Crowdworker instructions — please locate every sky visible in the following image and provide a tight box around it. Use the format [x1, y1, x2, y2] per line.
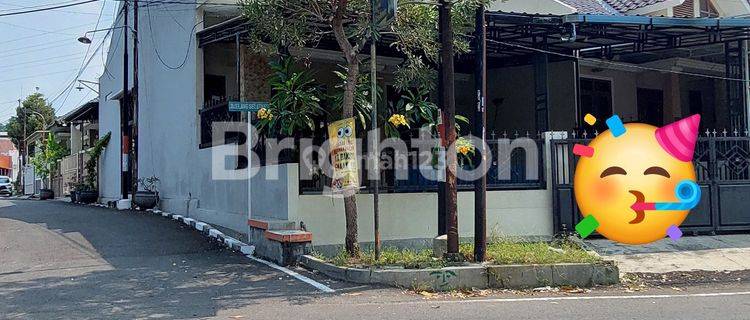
[0, 0, 119, 124]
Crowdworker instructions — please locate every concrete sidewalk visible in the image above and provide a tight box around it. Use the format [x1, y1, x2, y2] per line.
[585, 235, 750, 273]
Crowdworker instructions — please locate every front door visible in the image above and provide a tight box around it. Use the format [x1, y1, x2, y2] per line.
[580, 78, 612, 133]
[637, 88, 664, 127]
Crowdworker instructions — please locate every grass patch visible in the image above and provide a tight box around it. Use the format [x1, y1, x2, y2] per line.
[314, 247, 444, 269]
[459, 240, 600, 265]
[313, 240, 599, 269]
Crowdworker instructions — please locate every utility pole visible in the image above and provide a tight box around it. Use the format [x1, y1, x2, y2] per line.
[20, 99, 25, 195]
[121, 0, 130, 200]
[473, 5, 487, 262]
[438, 0, 459, 259]
[370, 0, 381, 260]
[131, 0, 139, 207]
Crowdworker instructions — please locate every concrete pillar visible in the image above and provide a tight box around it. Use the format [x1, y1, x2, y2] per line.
[70, 124, 83, 153]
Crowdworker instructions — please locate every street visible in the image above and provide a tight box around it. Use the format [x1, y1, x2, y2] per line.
[2, 199, 750, 319]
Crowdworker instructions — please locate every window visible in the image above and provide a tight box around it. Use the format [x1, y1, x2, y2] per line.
[199, 98, 242, 149]
[199, 74, 242, 149]
[699, 0, 719, 18]
[579, 78, 613, 132]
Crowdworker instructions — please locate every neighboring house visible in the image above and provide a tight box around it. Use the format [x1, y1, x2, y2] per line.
[55, 99, 99, 196]
[98, 0, 750, 249]
[0, 133, 19, 180]
[23, 121, 71, 196]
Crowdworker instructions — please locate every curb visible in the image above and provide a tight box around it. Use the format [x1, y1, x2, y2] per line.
[141, 208, 255, 257]
[300, 255, 619, 291]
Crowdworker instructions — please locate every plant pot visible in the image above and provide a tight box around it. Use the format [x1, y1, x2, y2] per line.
[78, 190, 98, 204]
[134, 191, 158, 209]
[70, 191, 78, 203]
[39, 189, 54, 200]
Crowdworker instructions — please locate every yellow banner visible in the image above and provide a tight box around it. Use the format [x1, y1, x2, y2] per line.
[328, 117, 359, 194]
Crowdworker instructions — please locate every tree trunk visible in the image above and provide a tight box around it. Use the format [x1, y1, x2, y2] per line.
[341, 62, 361, 256]
[332, 0, 361, 257]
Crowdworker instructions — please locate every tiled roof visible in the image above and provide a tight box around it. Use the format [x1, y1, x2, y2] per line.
[559, 0, 673, 15]
[559, 0, 621, 15]
[0, 139, 16, 154]
[605, 0, 669, 12]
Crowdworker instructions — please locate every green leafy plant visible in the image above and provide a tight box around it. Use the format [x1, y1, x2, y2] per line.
[255, 57, 325, 137]
[30, 132, 68, 182]
[82, 132, 111, 191]
[329, 68, 381, 129]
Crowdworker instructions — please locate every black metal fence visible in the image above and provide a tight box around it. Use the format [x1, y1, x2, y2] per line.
[298, 136, 547, 194]
[550, 129, 750, 235]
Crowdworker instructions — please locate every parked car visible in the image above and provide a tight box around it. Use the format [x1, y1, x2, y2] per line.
[0, 176, 12, 196]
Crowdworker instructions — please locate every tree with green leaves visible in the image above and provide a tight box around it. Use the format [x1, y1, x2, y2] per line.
[30, 132, 68, 188]
[239, 0, 485, 256]
[6, 93, 56, 150]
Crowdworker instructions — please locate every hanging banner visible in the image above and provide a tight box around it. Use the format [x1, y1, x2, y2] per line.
[328, 117, 359, 194]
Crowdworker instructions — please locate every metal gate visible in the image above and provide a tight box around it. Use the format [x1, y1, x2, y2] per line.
[551, 131, 750, 235]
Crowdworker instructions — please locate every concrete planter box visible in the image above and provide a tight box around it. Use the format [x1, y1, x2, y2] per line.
[301, 255, 619, 291]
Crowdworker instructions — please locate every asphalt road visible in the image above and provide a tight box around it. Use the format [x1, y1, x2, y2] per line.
[2, 199, 750, 319]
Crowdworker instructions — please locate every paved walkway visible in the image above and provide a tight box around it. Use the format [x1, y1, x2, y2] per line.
[586, 235, 750, 273]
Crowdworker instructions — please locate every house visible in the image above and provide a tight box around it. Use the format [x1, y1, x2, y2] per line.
[98, 0, 750, 250]
[0, 133, 19, 180]
[54, 99, 99, 197]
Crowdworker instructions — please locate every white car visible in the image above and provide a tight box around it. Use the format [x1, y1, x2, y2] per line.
[0, 176, 12, 196]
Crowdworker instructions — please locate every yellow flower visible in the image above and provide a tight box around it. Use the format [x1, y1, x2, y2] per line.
[458, 146, 470, 155]
[257, 108, 273, 120]
[389, 114, 408, 127]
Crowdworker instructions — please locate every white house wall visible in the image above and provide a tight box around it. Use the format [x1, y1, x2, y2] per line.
[98, 1, 132, 203]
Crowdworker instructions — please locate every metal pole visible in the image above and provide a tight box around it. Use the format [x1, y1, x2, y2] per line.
[370, 0, 381, 260]
[131, 0, 139, 206]
[472, 5, 487, 262]
[121, 0, 130, 200]
[20, 99, 25, 195]
[438, 0, 459, 258]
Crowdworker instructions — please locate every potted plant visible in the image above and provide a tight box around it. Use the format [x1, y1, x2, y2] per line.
[68, 182, 81, 203]
[78, 133, 111, 204]
[30, 132, 68, 200]
[134, 176, 159, 209]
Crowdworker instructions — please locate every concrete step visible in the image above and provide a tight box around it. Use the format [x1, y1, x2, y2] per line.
[247, 217, 298, 231]
[264, 229, 313, 243]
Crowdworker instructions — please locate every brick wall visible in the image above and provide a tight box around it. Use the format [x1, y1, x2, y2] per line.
[239, 47, 272, 102]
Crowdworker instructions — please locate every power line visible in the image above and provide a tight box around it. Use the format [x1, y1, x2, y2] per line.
[0, 0, 100, 17]
[0, 21, 111, 45]
[0, 54, 86, 70]
[0, 39, 75, 54]
[0, 53, 87, 68]
[145, 4, 202, 70]
[0, 42, 75, 58]
[0, 68, 102, 84]
[56, 0, 108, 112]
[0, 21, 77, 36]
[0, 0, 112, 15]
[48, 3, 121, 107]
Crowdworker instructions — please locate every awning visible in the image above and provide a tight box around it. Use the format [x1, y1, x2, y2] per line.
[486, 12, 750, 60]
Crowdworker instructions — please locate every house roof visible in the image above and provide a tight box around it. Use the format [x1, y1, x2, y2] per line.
[62, 98, 98, 123]
[558, 0, 676, 15]
[0, 139, 16, 154]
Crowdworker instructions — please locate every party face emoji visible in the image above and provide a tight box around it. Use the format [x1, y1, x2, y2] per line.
[573, 114, 701, 245]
